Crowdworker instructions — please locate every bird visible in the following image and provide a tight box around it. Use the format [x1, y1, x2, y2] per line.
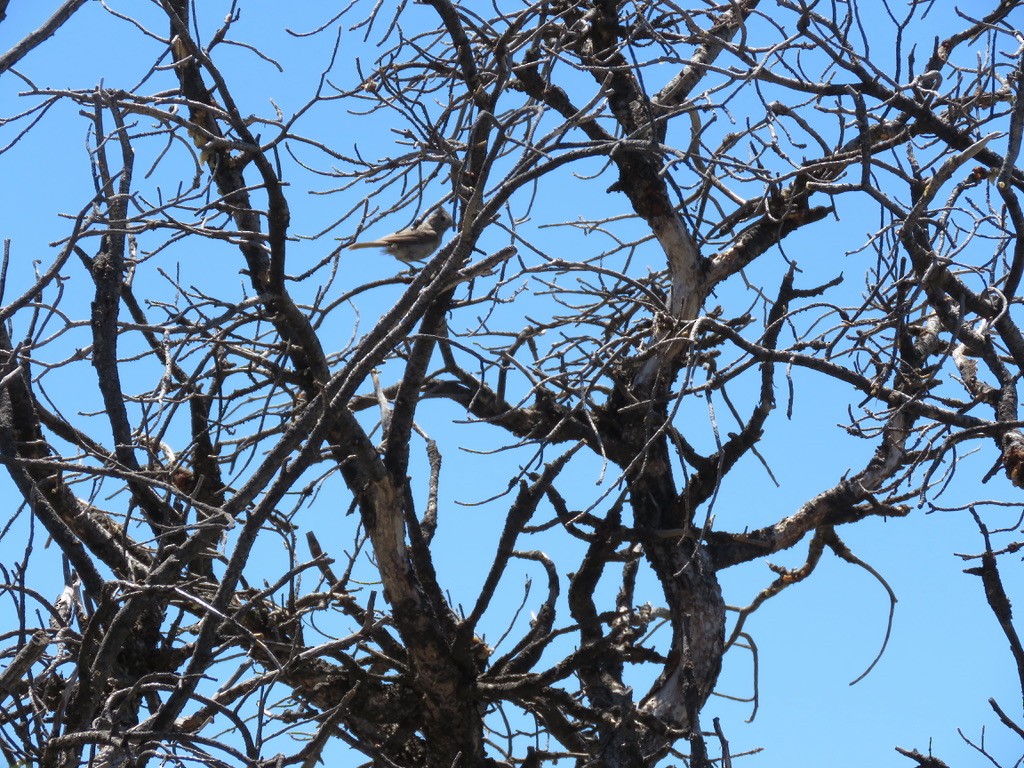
[348, 208, 454, 264]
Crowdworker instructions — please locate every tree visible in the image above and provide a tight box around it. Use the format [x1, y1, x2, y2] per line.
[1, 0, 1023, 766]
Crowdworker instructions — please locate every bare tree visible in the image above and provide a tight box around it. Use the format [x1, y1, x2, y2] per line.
[1, 1, 1023, 766]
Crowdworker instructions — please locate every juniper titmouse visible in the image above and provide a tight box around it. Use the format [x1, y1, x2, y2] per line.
[348, 208, 454, 264]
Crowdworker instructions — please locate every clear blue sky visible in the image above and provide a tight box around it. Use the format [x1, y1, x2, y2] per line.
[1, 3, 1021, 767]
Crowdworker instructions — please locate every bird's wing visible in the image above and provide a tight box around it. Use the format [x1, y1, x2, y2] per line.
[348, 224, 434, 250]
[348, 229, 415, 249]
[377, 227, 430, 244]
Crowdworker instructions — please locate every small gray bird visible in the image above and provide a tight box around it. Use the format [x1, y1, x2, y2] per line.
[348, 208, 454, 264]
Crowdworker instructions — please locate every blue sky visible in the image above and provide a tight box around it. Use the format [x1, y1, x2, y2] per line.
[1, 2, 1022, 767]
